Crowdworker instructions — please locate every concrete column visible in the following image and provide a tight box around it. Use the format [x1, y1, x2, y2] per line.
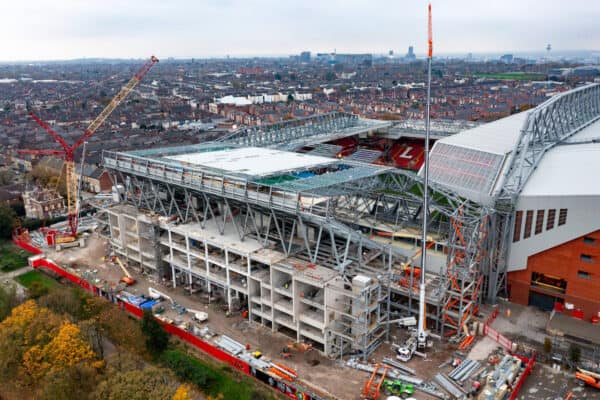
[225, 249, 231, 311]
[185, 233, 192, 294]
[168, 229, 176, 288]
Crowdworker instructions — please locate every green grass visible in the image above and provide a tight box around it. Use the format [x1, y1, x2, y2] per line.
[15, 270, 57, 290]
[0, 240, 30, 272]
[472, 72, 546, 81]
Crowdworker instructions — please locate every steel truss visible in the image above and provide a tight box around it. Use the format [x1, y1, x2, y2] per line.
[104, 148, 497, 344]
[497, 83, 600, 208]
[217, 111, 391, 151]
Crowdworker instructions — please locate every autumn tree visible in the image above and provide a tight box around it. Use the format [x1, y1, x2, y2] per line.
[92, 366, 178, 400]
[22, 322, 100, 379]
[0, 301, 62, 381]
[37, 362, 100, 400]
[96, 306, 148, 357]
[172, 384, 194, 400]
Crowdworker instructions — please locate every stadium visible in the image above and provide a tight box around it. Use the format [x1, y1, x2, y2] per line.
[97, 83, 600, 359]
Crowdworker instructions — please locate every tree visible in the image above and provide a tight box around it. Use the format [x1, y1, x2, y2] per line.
[10, 201, 25, 217]
[0, 284, 18, 321]
[274, 73, 282, 81]
[38, 362, 100, 400]
[159, 350, 213, 389]
[0, 203, 17, 239]
[0, 301, 62, 382]
[22, 322, 99, 379]
[286, 94, 294, 104]
[96, 307, 147, 357]
[28, 281, 50, 299]
[172, 384, 193, 400]
[0, 169, 15, 186]
[140, 309, 169, 355]
[569, 343, 581, 364]
[543, 337, 552, 354]
[92, 366, 177, 400]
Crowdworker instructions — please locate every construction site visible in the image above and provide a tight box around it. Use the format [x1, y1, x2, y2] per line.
[11, 8, 600, 398]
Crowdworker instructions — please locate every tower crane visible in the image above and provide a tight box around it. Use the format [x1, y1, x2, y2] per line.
[19, 56, 159, 242]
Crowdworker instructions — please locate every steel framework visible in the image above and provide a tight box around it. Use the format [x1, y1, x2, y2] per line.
[218, 112, 391, 151]
[102, 142, 495, 354]
[497, 83, 600, 209]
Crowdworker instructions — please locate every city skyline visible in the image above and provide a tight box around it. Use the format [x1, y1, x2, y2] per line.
[1, 0, 599, 62]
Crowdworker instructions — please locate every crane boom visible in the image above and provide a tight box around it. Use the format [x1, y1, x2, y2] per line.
[115, 256, 132, 278]
[28, 111, 71, 152]
[418, 2, 433, 350]
[20, 55, 159, 239]
[73, 56, 159, 149]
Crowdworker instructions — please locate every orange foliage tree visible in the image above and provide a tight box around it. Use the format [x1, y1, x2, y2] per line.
[22, 322, 100, 378]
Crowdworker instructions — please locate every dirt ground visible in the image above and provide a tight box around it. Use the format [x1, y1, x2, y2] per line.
[41, 235, 600, 400]
[46, 235, 457, 399]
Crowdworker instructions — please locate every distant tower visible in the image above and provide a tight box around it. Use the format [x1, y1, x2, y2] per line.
[546, 44, 552, 58]
[389, 49, 394, 58]
[406, 46, 416, 61]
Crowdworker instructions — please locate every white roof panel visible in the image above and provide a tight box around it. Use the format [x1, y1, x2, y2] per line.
[165, 147, 335, 177]
[435, 111, 528, 155]
[564, 117, 600, 142]
[521, 141, 600, 197]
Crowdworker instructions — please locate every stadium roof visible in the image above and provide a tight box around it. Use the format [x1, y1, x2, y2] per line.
[424, 112, 528, 205]
[425, 84, 600, 206]
[435, 113, 526, 155]
[521, 125, 600, 197]
[165, 147, 335, 177]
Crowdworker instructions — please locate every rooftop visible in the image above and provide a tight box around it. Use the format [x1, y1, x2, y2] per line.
[521, 121, 600, 197]
[165, 147, 335, 178]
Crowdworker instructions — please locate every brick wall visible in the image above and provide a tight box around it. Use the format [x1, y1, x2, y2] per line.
[508, 230, 600, 320]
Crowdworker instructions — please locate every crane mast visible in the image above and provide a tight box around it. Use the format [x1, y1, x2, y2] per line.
[19, 56, 159, 239]
[417, 3, 433, 350]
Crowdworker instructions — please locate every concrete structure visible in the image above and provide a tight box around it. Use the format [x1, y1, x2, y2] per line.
[99, 114, 483, 358]
[99, 85, 600, 356]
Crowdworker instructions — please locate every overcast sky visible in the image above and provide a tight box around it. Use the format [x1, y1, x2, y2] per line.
[1, 0, 598, 61]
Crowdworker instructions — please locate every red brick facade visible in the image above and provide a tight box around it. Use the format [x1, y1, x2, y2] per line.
[508, 230, 600, 320]
[98, 170, 112, 192]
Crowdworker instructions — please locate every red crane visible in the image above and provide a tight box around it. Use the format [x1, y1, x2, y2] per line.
[19, 56, 159, 240]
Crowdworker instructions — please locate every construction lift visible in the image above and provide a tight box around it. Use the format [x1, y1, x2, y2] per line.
[416, 1, 434, 352]
[112, 256, 136, 286]
[392, 6, 435, 361]
[19, 56, 159, 248]
[575, 365, 600, 390]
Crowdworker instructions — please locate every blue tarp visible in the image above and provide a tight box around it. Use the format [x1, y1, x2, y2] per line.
[127, 296, 148, 306]
[140, 299, 160, 309]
